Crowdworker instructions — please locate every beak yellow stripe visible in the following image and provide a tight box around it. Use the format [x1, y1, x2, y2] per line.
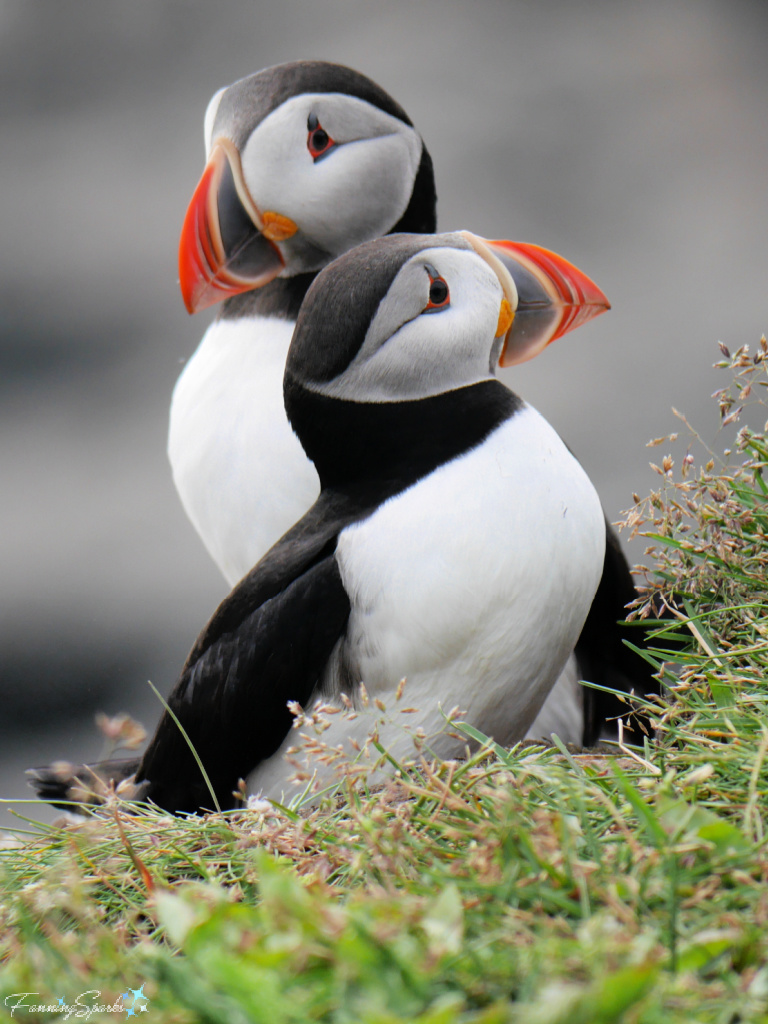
[496, 297, 514, 338]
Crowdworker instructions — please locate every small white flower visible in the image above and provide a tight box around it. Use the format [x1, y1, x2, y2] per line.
[246, 794, 273, 814]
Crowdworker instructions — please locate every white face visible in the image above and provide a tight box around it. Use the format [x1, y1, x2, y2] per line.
[317, 244, 507, 403]
[223, 93, 423, 274]
[203, 87, 227, 156]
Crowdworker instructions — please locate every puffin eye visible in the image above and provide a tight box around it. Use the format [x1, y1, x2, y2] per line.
[307, 113, 336, 161]
[423, 264, 450, 312]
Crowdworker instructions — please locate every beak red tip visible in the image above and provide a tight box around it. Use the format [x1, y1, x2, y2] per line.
[179, 161, 223, 314]
[177, 144, 285, 315]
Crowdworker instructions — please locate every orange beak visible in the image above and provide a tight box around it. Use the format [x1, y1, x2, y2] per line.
[462, 233, 610, 366]
[179, 139, 286, 314]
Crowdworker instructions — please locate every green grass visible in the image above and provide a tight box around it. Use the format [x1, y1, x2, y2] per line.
[2, 341, 768, 1022]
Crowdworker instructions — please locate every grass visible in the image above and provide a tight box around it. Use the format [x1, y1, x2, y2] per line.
[2, 341, 768, 1022]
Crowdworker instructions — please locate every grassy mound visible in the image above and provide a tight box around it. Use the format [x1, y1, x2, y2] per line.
[2, 343, 768, 1023]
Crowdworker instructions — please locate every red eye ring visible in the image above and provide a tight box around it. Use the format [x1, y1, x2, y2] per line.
[307, 113, 336, 161]
[423, 265, 450, 311]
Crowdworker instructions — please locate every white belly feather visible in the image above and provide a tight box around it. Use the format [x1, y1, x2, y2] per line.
[168, 317, 320, 585]
[526, 653, 584, 744]
[249, 405, 605, 801]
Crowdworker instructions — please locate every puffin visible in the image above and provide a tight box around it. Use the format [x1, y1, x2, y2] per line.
[32, 232, 608, 815]
[171, 60, 436, 582]
[170, 60, 659, 747]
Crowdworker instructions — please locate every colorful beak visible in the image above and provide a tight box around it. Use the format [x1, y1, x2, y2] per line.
[461, 233, 610, 366]
[179, 139, 286, 314]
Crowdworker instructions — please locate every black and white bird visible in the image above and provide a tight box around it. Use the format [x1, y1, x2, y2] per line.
[172, 60, 436, 582]
[33, 231, 609, 815]
[170, 60, 658, 748]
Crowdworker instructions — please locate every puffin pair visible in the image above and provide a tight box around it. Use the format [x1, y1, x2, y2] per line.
[35, 230, 607, 814]
[31, 62, 656, 816]
[170, 60, 653, 746]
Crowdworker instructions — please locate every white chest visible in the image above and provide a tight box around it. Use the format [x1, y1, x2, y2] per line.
[333, 405, 605, 744]
[168, 317, 320, 585]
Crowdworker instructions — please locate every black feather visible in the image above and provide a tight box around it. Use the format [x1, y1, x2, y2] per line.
[577, 521, 662, 744]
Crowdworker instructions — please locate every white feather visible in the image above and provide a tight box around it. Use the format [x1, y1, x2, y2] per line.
[525, 654, 584, 745]
[168, 316, 319, 585]
[203, 86, 226, 157]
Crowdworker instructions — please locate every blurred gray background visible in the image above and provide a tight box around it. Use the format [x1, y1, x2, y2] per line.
[1, 0, 766, 830]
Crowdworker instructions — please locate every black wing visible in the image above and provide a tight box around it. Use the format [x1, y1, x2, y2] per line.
[576, 519, 662, 745]
[135, 547, 350, 814]
[30, 495, 357, 817]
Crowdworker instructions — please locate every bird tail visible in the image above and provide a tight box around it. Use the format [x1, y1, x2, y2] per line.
[27, 757, 142, 813]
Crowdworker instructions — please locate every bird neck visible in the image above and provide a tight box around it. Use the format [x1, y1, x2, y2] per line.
[220, 272, 316, 322]
[284, 376, 522, 502]
[390, 144, 437, 234]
